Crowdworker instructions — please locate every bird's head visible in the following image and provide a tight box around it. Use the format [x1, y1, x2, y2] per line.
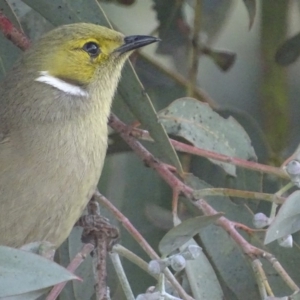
[25, 23, 159, 97]
[2, 23, 159, 122]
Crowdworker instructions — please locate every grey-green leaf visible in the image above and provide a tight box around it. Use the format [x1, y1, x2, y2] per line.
[242, 0, 256, 29]
[184, 240, 224, 300]
[264, 190, 300, 244]
[159, 214, 222, 256]
[275, 32, 300, 66]
[159, 97, 256, 176]
[0, 246, 77, 297]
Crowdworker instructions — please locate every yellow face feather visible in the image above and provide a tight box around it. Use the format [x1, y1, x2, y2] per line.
[25, 23, 126, 86]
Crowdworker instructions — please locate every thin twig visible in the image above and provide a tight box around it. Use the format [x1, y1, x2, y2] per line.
[252, 259, 270, 298]
[94, 191, 194, 300]
[108, 114, 265, 260]
[130, 127, 288, 179]
[264, 253, 300, 292]
[112, 244, 156, 278]
[46, 243, 95, 300]
[193, 188, 285, 204]
[0, 11, 31, 50]
[139, 52, 217, 108]
[87, 197, 109, 300]
[187, 0, 202, 97]
[110, 251, 135, 300]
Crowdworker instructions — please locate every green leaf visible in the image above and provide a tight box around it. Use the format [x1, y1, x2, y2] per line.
[184, 240, 224, 300]
[159, 97, 256, 176]
[0, 0, 23, 79]
[242, 0, 256, 29]
[0, 246, 78, 297]
[185, 174, 261, 299]
[264, 190, 300, 244]
[0, 0, 22, 28]
[0, 288, 49, 300]
[202, 46, 236, 72]
[158, 214, 222, 256]
[275, 32, 300, 66]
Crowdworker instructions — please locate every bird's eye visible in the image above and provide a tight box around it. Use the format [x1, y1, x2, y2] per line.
[83, 42, 101, 57]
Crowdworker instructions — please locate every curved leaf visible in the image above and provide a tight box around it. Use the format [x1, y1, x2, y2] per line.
[159, 214, 222, 256]
[265, 190, 300, 244]
[159, 97, 256, 176]
[242, 0, 256, 29]
[0, 246, 77, 297]
[275, 32, 300, 66]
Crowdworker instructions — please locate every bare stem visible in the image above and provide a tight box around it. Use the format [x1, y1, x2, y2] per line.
[0, 11, 31, 50]
[46, 243, 95, 300]
[187, 0, 202, 97]
[193, 188, 285, 204]
[130, 127, 288, 179]
[94, 191, 194, 300]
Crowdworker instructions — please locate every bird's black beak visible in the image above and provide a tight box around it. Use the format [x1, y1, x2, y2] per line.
[114, 35, 160, 54]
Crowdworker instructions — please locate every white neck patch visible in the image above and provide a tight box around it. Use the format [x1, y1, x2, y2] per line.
[35, 71, 89, 97]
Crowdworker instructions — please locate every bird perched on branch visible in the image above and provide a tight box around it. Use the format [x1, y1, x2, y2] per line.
[0, 23, 158, 248]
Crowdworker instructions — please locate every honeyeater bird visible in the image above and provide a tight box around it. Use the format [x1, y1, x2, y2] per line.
[0, 23, 158, 248]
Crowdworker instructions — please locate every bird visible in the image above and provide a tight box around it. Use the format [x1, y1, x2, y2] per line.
[0, 23, 159, 248]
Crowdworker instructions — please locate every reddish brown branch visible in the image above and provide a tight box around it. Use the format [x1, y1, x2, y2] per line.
[94, 191, 194, 300]
[108, 114, 264, 259]
[0, 11, 31, 51]
[46, 243, 95, 300]
[130, 127, 288, 179]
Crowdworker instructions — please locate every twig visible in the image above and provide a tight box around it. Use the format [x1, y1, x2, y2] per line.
[187, 0, 202, 97]
[94, 191, 194, 300]
[252, 259, 270, 298]
[110, 251, 135, 300]
[87, 197, 110, 300]
[112, 244, 156, 278]
[130, 127, 288, 179]
[139, 52, 217, 108]
[264, 253, 300, 292]
[193, 188, 285, 204]
[46, 243, 95, 300]
[108, 113, 265, 260]
[172, 188, 180, 218]
[0, 11, 31, 50]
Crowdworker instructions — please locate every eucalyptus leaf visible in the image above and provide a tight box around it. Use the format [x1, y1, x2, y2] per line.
[159, 98, 256, 176]
[1, 288, 49, 300]
[0, 0, 22, 28]
[0, 0, 23, 79]
[242, 0, 256, 29]
[0, 246, 77, 297]
[183, 240, 224, 300]
[202, 46, 236, 72]
[265, 191, 300, 244]
[275, 32, 300, 66]
[158, 214, 222, 256]
[185, 174, 261, 299]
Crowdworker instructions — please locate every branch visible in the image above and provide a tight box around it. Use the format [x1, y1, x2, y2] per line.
[46, 243, 95, 300]
[130, 127, 288, 179]
[94, 191, 194, 300]
[0, 11, 31, 51]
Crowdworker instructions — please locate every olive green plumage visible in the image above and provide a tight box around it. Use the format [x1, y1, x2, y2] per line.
[0, 23, 158, 248]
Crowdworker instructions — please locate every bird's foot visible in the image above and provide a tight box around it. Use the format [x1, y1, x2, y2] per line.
[76, 215, 119, 250]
